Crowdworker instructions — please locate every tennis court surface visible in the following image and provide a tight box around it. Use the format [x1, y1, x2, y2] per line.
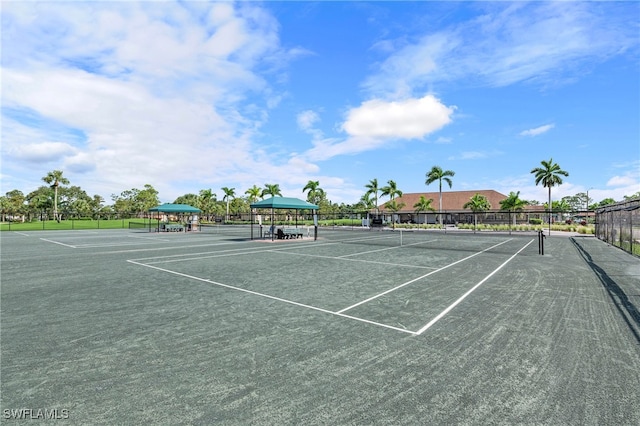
[1, 228, 639, 424]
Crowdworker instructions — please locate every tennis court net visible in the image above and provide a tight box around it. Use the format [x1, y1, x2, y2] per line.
[319, 227, 537, 255]
[198, 223, 253, 238]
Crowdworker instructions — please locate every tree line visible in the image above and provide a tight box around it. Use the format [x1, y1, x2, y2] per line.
[1, 159, 636, 222]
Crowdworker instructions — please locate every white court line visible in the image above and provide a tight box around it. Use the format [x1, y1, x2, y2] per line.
[272, 250, 437, 270]
[133, 241, 342, 264]
[337, 239, 438, 258]
[39, 238, 76, 248]
[97, 241, 248, 255]
[127, 260, 416, 335]
[13, 232, 31, 237]
[127, 234, 171, 242]
[336, 239, 513, 314]
[74, 241, 161, 248]
[414, 239, 535, 336]
[139, 243, 317, 264]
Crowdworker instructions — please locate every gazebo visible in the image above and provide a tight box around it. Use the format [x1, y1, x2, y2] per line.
[250, 197, 319, 240]
[148, 203, 201, 232]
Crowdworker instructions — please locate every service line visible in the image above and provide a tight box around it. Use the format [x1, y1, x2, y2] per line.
[414, 238, 534, 335]
[127, 259, 416, 335]
[336, 238, 513, 314]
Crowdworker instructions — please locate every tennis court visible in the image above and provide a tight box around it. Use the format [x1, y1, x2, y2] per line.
[1, 228, 639, 424]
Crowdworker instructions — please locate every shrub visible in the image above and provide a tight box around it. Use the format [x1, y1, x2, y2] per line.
[529, 218, 542, 225]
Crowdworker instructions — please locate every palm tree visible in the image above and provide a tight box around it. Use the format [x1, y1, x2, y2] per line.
[261, 183, 282, 230]
[531, 158, 569, 234]
[383, 199, 405, 229]
[198, 189, 216, 220]
[357, 192, 376, 226]
[262, 183, 282, 198]
[413, 195, 436, 228]
[244, 185, 263, 203]
[499, 191, 527, 233]
[42, 170, 69, 222]
[381, 180, 403, 201]
[425, 165, 455, 227]
[221, 187, 235, 222]
[303, 180, 323, 205]
[364, 178, 381, 218]
[463, 193, 491, 232]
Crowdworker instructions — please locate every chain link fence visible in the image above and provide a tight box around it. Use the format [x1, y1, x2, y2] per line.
[595, 198, 640, 257]
[3, 207, 603, 235]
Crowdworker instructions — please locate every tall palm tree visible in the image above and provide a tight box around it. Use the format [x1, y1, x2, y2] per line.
[425, 165, 455, 227]
[413, 195, 436, 228]
[261, 183, 282, 229]
[221, 187, 235, 222]
[364, 178, 381, 218]
[463, 193, 491, 232]
[381, 180, 403, 201]
[244, 185, 263, 203]
[303, 180, 322, 205]
[499, 191, 527, 233]
[531, 158, 569, 234]
[262, 183, 282, 198]
[42, 170, 69, 222]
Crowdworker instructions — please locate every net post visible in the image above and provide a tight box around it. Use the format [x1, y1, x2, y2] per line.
[537, 230, 545, 255]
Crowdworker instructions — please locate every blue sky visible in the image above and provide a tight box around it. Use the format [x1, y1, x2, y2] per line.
[2, 1, 639, 205]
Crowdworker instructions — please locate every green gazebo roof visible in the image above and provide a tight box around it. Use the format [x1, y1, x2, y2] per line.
[148, 203, 201, 213]
[250, 197, 318, 210]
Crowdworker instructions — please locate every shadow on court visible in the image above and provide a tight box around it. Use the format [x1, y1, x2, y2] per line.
[571, 236, 640, 343]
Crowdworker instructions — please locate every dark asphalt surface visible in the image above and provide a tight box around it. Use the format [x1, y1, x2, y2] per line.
[1, 230, 639, 425]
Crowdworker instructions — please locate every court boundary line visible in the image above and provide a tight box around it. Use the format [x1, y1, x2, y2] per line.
[414, 239, 535, 335]
[336, 238, 514, 314]
[39, 238, 76, 248]
[125, 237, 533, 336]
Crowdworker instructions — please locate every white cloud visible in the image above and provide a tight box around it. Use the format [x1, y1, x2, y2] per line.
[10, 142, 77, 163]
[607, 174, 638, 188]
[342, 95, 454, 139]
[302, 95, 454, 162]
[287, 155, 320, 174]
[297, 110, 320, 131]
[448, 151, 487, 161]
[520, 124, 555, 137]
[363, 2, 636, 95]
[0, 2, 313, 201]
[296, 110, 323, 140]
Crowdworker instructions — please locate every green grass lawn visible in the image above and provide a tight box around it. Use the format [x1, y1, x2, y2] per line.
[0, 219, 152, 231]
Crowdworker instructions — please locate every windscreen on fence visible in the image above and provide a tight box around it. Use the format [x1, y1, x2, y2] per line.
[596, 198, 640, 257]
